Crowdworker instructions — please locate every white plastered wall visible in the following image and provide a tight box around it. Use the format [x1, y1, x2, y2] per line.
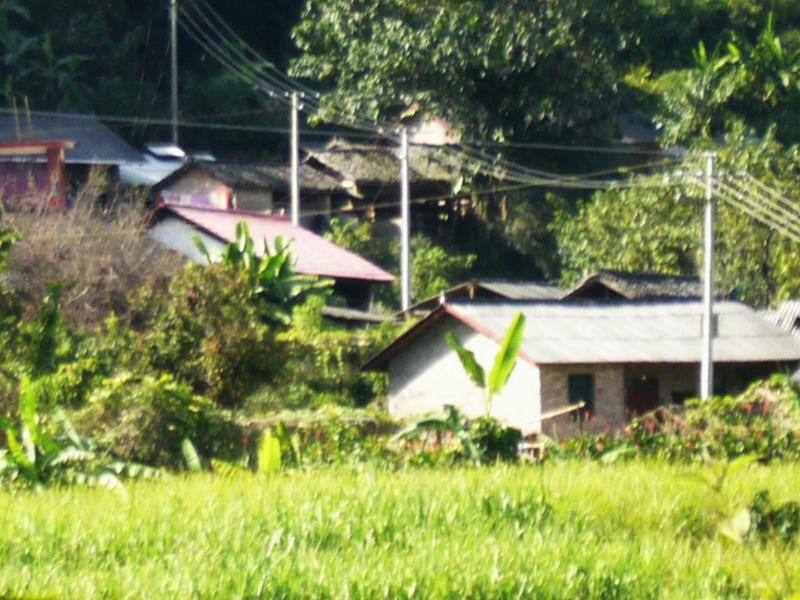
[387, 317, 541, 433]
[149, 216, 225, 264]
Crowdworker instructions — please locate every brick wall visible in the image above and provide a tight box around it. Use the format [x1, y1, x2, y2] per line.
[539, 364, 626, 438]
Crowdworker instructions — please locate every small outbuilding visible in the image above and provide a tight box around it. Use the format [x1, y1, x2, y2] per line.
[363, 301, 800, 436]
[152, 160, 349, 230]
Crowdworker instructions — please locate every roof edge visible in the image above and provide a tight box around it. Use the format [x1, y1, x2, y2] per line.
[362, 303, 537, 371]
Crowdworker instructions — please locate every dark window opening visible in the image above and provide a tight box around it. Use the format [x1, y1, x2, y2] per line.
[671, 391, 693, 406]
[568, 374, 595, 420]
[626, 375, 659, 417]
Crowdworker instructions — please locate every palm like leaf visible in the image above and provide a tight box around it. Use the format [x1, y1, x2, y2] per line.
[445, 332, 485, 389]
[488, 313, 526, 397]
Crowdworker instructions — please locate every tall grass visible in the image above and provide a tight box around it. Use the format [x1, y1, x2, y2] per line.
[0, 462, 798, 598]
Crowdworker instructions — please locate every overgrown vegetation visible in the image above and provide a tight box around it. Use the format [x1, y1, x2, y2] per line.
[1, 172, 182, 329]
[560, 374, 800, 462]
[0, 208, 404, 475]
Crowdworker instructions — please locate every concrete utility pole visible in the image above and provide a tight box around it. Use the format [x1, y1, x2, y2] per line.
[700, 152, 716, 400]
[290, 91, 300, 226]
[400, 127, 411, 311]
[170, 0, 179, 145]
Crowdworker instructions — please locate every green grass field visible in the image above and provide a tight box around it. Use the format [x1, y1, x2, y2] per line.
[1, 461, 799, 599]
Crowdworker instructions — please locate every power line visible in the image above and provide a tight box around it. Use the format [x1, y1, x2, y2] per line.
[0, 108, 382, 139]
[178, 2, 400, 138]
[186, 0, 321, 98]
[459, 138, 677, 157]
[722, 177, 800, 227]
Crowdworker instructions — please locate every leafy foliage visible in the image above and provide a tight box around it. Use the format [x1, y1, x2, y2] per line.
[292, 0, 644, 141]
[74, 372, 243, 469]
[0, 376, 158, 489]
[195, 223, 333, 326]
[125, 262, 279, 407]
[445, 312, 526, 415]
[243, 297, 396, 412]
[554, 131, 800, 305]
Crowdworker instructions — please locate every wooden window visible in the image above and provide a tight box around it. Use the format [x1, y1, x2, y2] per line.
[568, 373, 595, 418]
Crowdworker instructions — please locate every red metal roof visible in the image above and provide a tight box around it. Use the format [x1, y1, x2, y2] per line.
[163, 203, 394, 283]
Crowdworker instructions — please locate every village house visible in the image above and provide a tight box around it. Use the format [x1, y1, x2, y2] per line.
[303, 137, 459, 209]
[404, 270, 709, 316]
[363, 301, 800, 437]
[0, 113, 144, 205]
[149, 203, 394, 309]
[151, 160, 352, 231]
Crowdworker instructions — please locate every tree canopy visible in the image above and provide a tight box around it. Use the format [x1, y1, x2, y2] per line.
[4, 0, 800, 304]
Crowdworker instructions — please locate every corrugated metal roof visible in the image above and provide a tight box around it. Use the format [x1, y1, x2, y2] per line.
[478, 280, 564, 300]
[449, 301, 800, 364]
[0, 114, 143, 165]
[162, 204, 394, 283]
[760, 300, 800, 339]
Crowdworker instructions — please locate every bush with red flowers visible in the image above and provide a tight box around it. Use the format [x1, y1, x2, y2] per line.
[557, 374, 800, 462]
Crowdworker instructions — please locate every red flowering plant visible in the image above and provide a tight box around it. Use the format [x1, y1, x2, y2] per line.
[556, 375, 800, 462]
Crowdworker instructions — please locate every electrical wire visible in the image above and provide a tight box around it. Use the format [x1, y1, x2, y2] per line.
[459, 138, 677, 157]
[742, 174, 800, 219]
[187, 0, 321, 98]
[721, 177, 800, 227]
[687, 175, 800, 244]
[0, 108, 384, 139]
[179, 0, 694, 186]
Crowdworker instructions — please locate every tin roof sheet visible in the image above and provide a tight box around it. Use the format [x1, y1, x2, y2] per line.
[163, 204, 394, 283]
[449, 301, 800, 364]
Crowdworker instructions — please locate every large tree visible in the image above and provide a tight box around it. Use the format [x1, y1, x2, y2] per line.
[555, 14, 800, 306]
[290, 0, 647, 142]
[554, 128, 800, 307]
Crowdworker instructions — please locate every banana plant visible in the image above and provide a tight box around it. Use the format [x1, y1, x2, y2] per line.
[0, 376, 158, 490]
[445, 312, 526, 416]
[392, 404, 483, 465]
[194, 222, 333, 325]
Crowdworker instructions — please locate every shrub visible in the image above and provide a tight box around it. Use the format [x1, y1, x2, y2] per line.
[1, 183, 182, 330]
[244, 298, 398, 413]
[126, 263, 280, 407]
[0, 376, 159, 489]
[558, 374, 800, 462]
[75, 372, 244, 468]
[250, 405, 397, 467]
[471, 416, 522, 462]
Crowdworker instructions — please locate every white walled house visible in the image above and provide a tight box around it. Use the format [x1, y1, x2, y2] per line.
[149, 203, 394, 309]
[364, 302, 800, 436]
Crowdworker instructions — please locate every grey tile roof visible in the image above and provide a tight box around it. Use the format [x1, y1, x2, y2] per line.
[404, 279, 565, 315]
[304, 138, 458, 186]
[157, 161, 345, 194]
[0, 113, 143, 165]
[449, 301, 800, 364]
[564, 269, 704, 300]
